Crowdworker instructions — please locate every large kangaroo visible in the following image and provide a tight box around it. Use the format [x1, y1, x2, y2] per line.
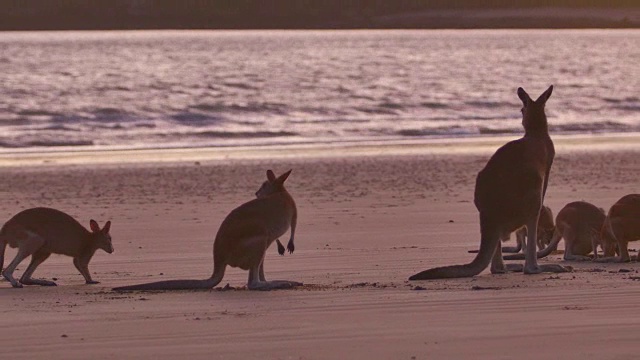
[114, 169, 301, 291]
[410, 86, 569, 280]
[503, 201, 616, 261]
[598, 194, 640, 262]
[0, 207, 113, 288]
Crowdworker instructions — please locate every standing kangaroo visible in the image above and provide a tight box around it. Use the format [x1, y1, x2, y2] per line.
[410, 86, 569, 280]
[114, 169, 301, 291]
[503, 201, 616, 261]
[0, 207, 113, 288]
[597, 194, 640, 262]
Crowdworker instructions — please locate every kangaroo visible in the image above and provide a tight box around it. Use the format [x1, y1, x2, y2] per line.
[470, 205, 554, 254]
[410, 86, 569, 280]
[503, 201, 616, 261]
[113, 169, 301, 291]
[0, 207, 113, 288]
[597, 194, 640, 263]
[514, 205, 555, 252]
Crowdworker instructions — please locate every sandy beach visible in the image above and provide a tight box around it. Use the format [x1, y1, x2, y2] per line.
[0, 135, 639, 359]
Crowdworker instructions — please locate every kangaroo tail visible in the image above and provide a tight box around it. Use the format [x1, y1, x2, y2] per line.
[502, 226, 562, 261]
[409, 219, 500, 280]
[113, 263, 225, 291]
[500, 243, 522, 254]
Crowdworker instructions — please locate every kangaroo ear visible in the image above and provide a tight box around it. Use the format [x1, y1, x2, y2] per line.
[536, 85, 553, 103]
[266, 170, 276, 182]
[276, 169, 292, 185]
[517, 87, 532, 106]
[103, 221, 111, 234]
[90, 220, 100, 233]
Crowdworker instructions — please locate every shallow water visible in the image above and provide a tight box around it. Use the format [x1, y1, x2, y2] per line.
[0, 29, 638, 149]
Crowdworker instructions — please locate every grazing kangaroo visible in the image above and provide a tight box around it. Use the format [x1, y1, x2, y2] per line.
[597, 194, 640, 262]
[514, 205, 555, 252]
[113, 169, 301, 291]
[0, 207, 113, 288]
[470, 205, 554, 254]
[503, 201, 616, 261]
[410, 86, 569, 280]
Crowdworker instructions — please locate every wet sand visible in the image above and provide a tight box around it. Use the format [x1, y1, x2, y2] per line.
[0, 137, 639, 359]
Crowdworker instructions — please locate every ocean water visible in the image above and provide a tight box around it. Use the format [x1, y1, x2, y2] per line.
[0, 29, 638, 150]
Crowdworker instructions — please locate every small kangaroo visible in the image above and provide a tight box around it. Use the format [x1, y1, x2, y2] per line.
[410, 86, 569, 280]
[0, 207, 113, 288]
[597, 194, 640, 263]
[514, 205, 555, 252]
[503, 201, 616, 261]
[470, 205, 554, 254]
[113, 169, 301, 291]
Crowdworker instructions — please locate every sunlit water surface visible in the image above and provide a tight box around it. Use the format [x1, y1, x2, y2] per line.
[0, 29, 638, 150]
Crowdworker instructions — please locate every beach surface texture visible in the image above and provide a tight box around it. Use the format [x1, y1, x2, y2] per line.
[0, 134, 638, 359]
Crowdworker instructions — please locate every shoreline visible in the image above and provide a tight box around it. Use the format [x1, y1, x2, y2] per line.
[1, 132, 639, 167]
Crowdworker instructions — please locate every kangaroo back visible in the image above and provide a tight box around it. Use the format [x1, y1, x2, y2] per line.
[4, 208, 90, 256]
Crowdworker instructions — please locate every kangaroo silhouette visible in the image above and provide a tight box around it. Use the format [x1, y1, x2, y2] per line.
[113, 169, 301, 291]
[410, 86, 570, 280]
[0, 207, 113, 288]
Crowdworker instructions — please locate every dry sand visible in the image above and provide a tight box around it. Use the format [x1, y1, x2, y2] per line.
[0, 136, 639, 359]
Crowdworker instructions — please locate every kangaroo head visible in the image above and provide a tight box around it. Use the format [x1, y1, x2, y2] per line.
[255, 169, 292, 198]
[599, 218, 618, 257]
[89, 219, 114, 254]
[518, 85, 553, 134]
[538, 226, 555, 247]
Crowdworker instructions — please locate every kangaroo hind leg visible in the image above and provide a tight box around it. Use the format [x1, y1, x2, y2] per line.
[20, 251, 56, 286]
[490, 232, 507, 274]
[523, 209, 571, 274]
[247, 256, 302, 291]
[523, 210, 542, 274]
[562, 229, 590, 261]
[2, 231, 46, 288]
[259, 261, 266, 282]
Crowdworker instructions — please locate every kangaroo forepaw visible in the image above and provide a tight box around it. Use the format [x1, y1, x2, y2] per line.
[276, 239, 285, 256]
[287, 241, 295, 254]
